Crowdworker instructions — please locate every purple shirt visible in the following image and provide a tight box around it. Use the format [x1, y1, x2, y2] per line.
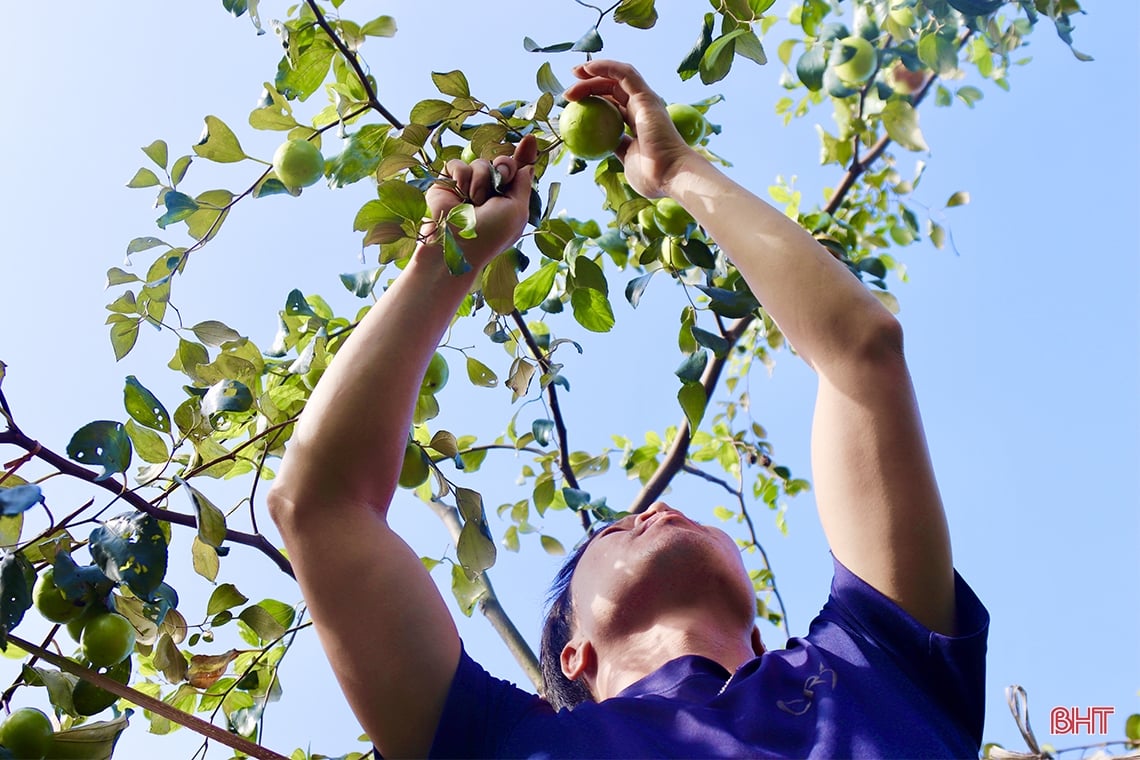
[430, 558, 988, 758]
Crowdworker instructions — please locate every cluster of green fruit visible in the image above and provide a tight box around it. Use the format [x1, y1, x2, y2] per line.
[558, 97, 709, 161]
[400, 352, 449, 489]
[32, 569, 138, 716]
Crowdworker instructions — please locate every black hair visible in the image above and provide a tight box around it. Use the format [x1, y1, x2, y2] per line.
[538, 524, 609, 711]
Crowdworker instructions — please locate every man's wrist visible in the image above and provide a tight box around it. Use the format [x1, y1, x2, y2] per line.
[659, 149, 710, 200]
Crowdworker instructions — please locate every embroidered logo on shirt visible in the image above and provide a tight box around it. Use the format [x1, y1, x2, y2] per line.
[776, 664, 838, 716]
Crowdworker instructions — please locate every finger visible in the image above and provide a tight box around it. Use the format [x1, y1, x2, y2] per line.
[442, 159, 472, 198]
[562, 79, 629, 108]
[490, 134, 539, 186]
[572, 59, 654, 98]
[613, 134, 634, 164]
[512, 133, 538, 167]
[467, 159, 495, 205]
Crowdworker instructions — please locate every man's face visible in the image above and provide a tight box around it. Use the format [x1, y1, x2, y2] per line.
[569, 502, 756, 642]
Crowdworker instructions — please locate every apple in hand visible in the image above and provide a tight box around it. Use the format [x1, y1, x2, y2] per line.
[559, 96, 625, 160]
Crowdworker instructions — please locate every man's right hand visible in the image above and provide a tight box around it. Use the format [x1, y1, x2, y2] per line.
[563, 59, 698, 200]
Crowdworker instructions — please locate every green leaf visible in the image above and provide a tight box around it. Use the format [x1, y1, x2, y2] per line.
[614, 0, 657, 29]
[124, 375, 171, 433]
[89, 513, 168, 600]
[443, 228, 472, 276]
[678, 381, 708, 431]
[675, 350, 708, 382]
[142, 140, 168, 169]
[700, 29, 746, 84]
[410, 99, 454, 125]
[192, 535, 220, 582]
[67, 421, 132, 481]
[570, 288, 615, 333]
[432, 70, 470, 98]
[192, 115, 248, 163]
[238, 604, 286, 642]
[0, 485, 43, 517]
[946, 191, 970, 207]
[917, 30, 958, 75]
[540, 535, 566, 555]
[191, 320, 242, 347]
[181, 481, 227, 548]
[678, 13, 715, 81]
[523, 37, 575, 54]
[327, 124, 389, 187]
[481, 251, 519, 315]
[625, 272, 654, 308]
[734, 30, 767, 66]
[361, 15, 397, 37]
[514, 261, 558, 312]
[450, 563, 485, 616]
[536, 62, 564, 96]
[694, 285, 759, 318]
[466, 357, 498, 388]
[202, 379, 253, 417]
[126, 168, 161, 188]
[108, 318, 139, 362]
[207, 583, 248, 616]
[156, 191, 199, 229]
[881, 99, 929, 152]
[0, 551, 34, 649]
[691, 327, 731, 357]
[171, 155, 192, 186]
[339, 268, 382, 297]
[125, 419, 169, 464]
[572, 28, 604, 53]
[126, 236, 169, 256]
[955, 85, 983, 108]
[796, 46, 827, 91]
[275, 42, 335, 101]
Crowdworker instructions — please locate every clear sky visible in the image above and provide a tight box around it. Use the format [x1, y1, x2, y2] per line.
[0, 2, 1136, 758]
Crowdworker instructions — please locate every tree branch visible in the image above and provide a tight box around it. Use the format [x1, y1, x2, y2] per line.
[7, 634, 289, 760]
[303, 0, 406, 130]
[509, 310, 590, 531]
[0, 428, 293, 579]
[424, 499, 542, 690]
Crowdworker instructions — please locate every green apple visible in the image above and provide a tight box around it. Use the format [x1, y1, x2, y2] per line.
[81, 612, 136, 667]
[34, 568, 84, 623]
[421, 352, 449, 394]
[666, 103, 706, 146]
[398, 441, 431, 489]
[663, 238, 690, 270]
[653, 198, 695, 237]
[0, 707, 53, 759]
[559, 96, 625, 160]
[72, 656, 131, 717]
[832, 36, 878, 86]
[460, 143, 478, 163]
[272, 139, 324, 189]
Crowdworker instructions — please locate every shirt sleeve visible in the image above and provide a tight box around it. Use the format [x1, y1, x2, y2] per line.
[428, 643, 553, 758]
[819, 555, 990, 746]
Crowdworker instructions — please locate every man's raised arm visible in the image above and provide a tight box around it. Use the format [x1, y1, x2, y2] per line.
[267, 136, 537, 758]
[566, 61, 955, 634]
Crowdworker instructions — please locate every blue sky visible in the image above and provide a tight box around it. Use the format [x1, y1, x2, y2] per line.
[0, 2, 1136, 758]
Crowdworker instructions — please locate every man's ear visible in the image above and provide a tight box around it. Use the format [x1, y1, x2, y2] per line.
[751, 625, 766, 657]
[560, 636, 595, 682]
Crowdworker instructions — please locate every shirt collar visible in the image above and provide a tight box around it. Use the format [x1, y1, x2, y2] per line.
[614, 655, 735, 702]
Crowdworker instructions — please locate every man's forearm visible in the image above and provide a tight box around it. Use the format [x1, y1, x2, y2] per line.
[270, 241, 475, 517]
[663, 153, 899, 373]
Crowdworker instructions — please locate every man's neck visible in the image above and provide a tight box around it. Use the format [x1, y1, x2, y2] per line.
[589, 613, 758, 701]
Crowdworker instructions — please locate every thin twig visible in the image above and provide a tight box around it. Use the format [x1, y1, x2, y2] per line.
[0, 428, 293, 578]
[509, 310, 590, 532]
[7, 634, 289, 760]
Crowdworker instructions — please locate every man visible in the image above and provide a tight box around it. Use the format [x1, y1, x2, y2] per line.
[268, 60, 988, 758]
